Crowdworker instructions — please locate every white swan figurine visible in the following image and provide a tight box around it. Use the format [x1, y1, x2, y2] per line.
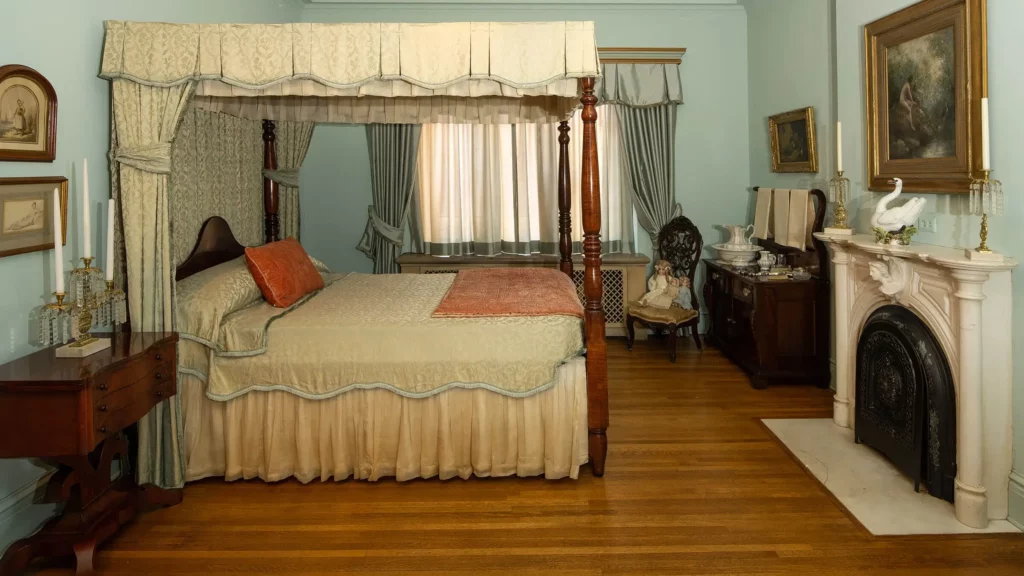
[870, 178, 927, 232]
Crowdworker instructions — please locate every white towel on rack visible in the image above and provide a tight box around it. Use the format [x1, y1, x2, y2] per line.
[772, 189, 791, 245]
[753, 188, 773, 240]
[786, 189, 811, 250]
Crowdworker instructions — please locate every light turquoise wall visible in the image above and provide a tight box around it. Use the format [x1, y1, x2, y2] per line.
[300, 1, 752, 295]
[0, 0, 302, 553]
[740, 0, 835, 193]
[833, 0, 1023, 527]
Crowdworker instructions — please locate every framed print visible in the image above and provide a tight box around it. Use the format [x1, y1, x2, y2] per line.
[865, 0, 987, 193]
[0, 65, 58, 163]
[770, 106, 818, 173]
[0, 176, 67, 258]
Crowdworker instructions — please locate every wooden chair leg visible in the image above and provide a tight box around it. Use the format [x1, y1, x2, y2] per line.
[668, 327, 678, 363]
[691, 326, 702, 351]
[626, 314, 636, 351]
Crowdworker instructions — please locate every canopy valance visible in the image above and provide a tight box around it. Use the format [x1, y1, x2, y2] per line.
[100, 20, 598, 93]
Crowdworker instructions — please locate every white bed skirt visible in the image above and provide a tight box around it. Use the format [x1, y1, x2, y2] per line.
[181, 357, 589, 483]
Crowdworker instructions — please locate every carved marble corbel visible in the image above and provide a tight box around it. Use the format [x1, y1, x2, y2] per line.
[868, 255, 909, 301]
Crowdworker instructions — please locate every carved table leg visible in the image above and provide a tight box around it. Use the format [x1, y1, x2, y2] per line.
[73, 538, 97, 575]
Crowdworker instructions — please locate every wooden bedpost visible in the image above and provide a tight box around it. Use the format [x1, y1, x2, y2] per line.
[580, 77, 608, 477]
[262, 119, 280, 243]
[557, 121, 573, 276]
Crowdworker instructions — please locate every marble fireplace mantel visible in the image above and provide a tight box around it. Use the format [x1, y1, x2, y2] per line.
[815, 232, 1017, 529]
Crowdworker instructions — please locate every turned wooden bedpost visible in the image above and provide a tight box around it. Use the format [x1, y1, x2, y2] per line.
[580, 77, 608, 477]
[262, 119, 280, 243]
[557, 120, 573, 276]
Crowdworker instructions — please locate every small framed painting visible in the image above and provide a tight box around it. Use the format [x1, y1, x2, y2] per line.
[0, 176, 67, 259]
[865, 0, 987, 193]
[769, 106, 818, 173]
[0, 65, 58, 163]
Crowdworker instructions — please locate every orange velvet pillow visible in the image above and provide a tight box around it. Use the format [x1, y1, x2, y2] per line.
[244, 238, 324, 308]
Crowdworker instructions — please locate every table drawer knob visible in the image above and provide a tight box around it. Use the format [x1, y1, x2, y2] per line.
[98, 383, 107, 391]
[156, 391, 163, 398]
[99, 405, 107, 412]
[155, 372, 163, 381]
[155, 353, 162, 361]
[742, 286, 751, 297]
[100, 426, 108, 434]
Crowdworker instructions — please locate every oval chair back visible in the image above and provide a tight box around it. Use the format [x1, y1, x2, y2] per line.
[657, 215, 703, 309]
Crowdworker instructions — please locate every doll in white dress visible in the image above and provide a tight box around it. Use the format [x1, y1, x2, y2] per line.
[638, 260, 680, 309]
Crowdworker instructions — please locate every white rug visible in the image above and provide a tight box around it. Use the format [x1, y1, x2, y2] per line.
[763, 418, 1021, 535]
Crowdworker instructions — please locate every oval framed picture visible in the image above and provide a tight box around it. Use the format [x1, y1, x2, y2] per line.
[0, 65, 57, 163]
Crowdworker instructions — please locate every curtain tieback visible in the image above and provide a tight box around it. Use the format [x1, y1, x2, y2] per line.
[356, 205, 404, 256]
[263, 168, 301, 188]
[110, 143, 173, 174]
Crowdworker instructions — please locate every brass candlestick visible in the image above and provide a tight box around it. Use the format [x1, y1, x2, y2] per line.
[969, 170, 1002, 254]
[826, 170, 851, 232]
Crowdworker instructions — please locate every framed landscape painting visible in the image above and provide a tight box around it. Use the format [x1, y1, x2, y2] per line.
[770, 107, 818, 173]
[0, 177, 67, 258]
[865, 0, 987, 193]
[0, 65, 57, 163]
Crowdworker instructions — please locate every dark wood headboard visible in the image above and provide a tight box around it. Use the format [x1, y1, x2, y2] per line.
[175, 216, 246, 281]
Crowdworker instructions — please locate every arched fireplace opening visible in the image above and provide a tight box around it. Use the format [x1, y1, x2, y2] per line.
[855, 305, 956, 502]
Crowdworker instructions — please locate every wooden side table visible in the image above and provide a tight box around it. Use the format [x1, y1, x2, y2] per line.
[0, 331, 181, 575]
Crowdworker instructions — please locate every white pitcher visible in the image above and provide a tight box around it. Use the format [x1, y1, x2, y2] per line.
[724, 224, 755, 248]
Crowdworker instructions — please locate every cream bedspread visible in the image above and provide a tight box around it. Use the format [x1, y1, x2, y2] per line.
[201, 273, 585, 401]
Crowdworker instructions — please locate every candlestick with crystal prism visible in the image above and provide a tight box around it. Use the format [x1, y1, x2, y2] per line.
[40, 292, 71, 346]
[966, 170, 1004, 261]
[824, 170, 853, 235]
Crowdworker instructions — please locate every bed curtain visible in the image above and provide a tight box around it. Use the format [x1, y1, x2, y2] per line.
[265, 121, 315, 239]
[357, 124, 422, 274]
[111, 78, 195, 489]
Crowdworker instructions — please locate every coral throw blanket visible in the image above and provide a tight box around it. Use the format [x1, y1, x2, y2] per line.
[433, 268, 584, 319]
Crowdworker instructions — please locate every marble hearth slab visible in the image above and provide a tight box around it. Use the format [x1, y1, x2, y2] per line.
[763, 418, 1021, 535]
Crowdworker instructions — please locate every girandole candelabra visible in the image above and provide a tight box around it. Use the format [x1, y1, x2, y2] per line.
[40, 257, 126, 347]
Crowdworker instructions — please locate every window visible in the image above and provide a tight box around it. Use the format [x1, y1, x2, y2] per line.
[413, 106, 634, 256]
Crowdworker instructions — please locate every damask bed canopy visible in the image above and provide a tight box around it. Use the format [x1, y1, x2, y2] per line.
[101, 19, 610, 490]
[100, 20, 599, 124]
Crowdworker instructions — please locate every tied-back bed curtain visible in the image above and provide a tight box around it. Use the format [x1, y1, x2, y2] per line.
[111, 78, 195, 489]
[596, 62, 684, 250]
[264, 122, 315, 240]
[357, 125, 422, 273]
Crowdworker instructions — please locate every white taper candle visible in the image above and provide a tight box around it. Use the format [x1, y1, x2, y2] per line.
[105, 200, 115, 281]
[53, 188, 64, 294]
[836, 121, 843, 173]
[82, 158, 91, 258]
[980, 98, 991, 171]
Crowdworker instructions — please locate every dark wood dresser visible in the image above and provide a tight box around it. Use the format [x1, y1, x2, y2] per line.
[703, 260, 829, 389]
[0, 331, 181, 575]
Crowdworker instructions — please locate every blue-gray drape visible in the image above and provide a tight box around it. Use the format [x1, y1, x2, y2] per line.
[619, 105, 682, 247]
[357, 124, 422, 274]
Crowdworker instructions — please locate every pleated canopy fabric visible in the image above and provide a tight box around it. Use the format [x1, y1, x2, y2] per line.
[100, 20, 600, 124]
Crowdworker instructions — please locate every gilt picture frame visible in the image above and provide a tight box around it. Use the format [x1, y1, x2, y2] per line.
[0, 176, 67, 259]
[0, 65, 58, 163]
[769, 107, 818, 173]
[865, 0, 987, 193]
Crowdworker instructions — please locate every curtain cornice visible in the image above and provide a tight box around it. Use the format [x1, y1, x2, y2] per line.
[596, 62, 683, 107]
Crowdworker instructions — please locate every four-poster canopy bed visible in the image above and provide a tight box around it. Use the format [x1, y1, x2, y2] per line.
[101, 21, 609, 482]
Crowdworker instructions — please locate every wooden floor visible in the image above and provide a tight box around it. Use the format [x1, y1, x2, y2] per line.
[37, 340, 1024, 575]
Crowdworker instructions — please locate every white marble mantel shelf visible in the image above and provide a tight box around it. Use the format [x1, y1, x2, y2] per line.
[815, 230, 1016, 530]
[814, 232, 1018, 272]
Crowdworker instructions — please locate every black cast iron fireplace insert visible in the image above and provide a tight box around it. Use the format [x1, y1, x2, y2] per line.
[855, 305, 956, 502]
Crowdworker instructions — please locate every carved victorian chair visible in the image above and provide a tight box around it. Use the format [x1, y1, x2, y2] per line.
[626, 215, 703, 362]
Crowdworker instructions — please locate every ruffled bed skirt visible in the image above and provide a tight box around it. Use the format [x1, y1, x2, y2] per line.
[181, 357, 589, 483]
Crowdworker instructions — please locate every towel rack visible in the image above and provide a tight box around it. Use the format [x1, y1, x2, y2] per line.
[750, 187, 829, 282]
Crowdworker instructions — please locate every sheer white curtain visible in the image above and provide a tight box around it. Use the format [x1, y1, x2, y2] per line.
[413, 106, 634, 256]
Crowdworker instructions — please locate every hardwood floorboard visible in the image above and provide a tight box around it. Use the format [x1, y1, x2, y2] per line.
[32, 340, 1024, 574]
